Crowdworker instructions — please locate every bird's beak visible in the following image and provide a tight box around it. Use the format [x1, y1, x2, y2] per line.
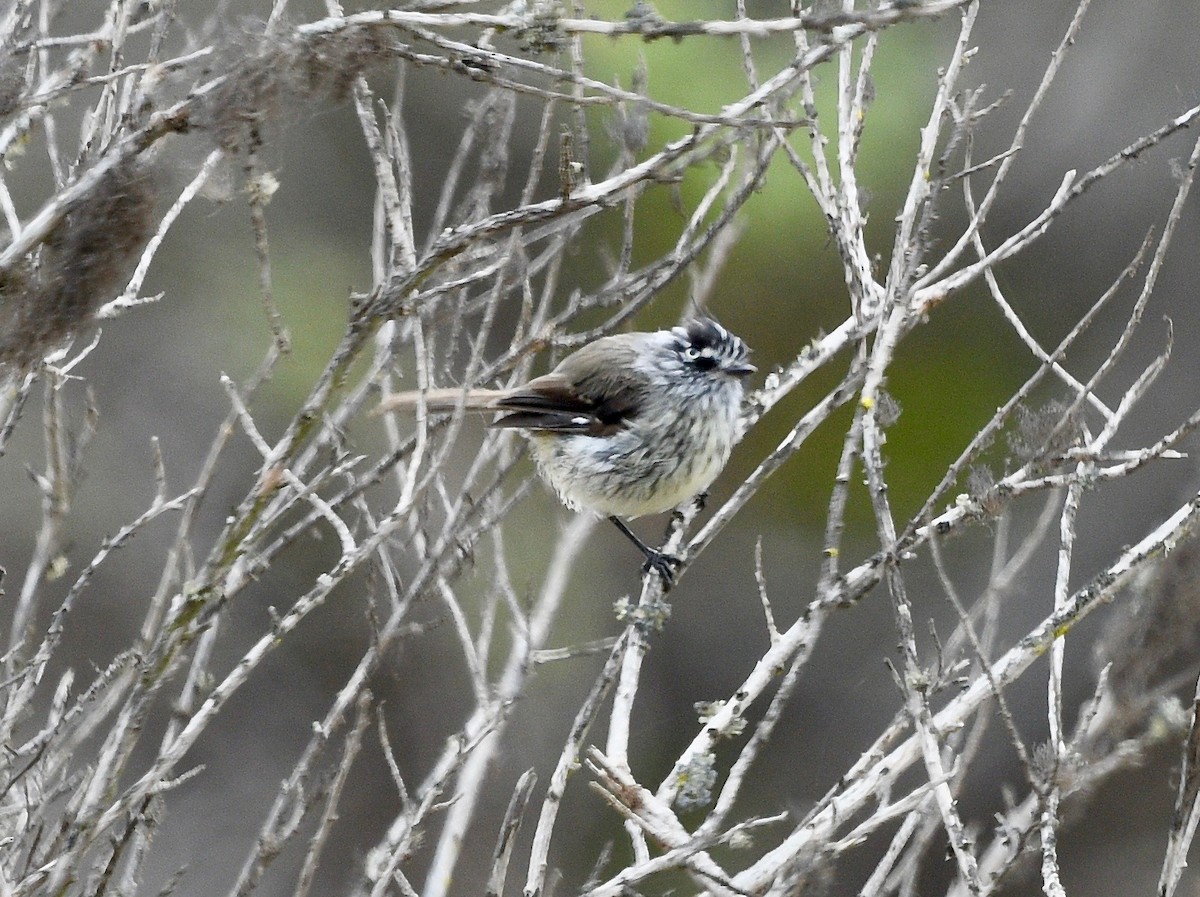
[725, 361, 756, 378]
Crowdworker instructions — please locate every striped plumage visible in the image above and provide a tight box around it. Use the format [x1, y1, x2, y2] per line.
[375, 318, 754, 581]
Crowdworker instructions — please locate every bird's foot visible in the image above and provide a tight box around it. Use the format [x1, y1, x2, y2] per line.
[608, 516, 683, 590]
[669, 490, 708, 526]
[641, 549, 682, 588]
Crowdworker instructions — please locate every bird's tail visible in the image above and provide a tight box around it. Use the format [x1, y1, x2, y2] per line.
[372, 387, 507, 416]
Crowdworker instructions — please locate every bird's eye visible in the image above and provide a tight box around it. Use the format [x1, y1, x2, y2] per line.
[683, 346, 718, 372]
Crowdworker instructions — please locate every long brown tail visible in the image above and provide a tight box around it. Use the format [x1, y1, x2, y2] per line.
[372, 387, 508, 416]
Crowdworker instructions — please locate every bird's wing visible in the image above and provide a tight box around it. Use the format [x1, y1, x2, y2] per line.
[490, 355, 645, 436]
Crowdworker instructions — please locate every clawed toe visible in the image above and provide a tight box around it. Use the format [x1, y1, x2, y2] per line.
[608, 516, 683, 589]
[641, 550, 682, 587]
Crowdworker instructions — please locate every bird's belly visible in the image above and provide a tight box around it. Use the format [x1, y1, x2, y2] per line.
[528, 421, 732, 519]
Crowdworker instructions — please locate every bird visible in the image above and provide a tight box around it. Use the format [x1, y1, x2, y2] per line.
[374, 318, 754, 585]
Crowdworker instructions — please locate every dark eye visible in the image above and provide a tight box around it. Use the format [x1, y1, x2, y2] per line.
[683, 346, 718, 371]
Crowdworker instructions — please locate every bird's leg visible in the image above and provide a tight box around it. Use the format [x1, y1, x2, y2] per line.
[608, 516, 681, 586]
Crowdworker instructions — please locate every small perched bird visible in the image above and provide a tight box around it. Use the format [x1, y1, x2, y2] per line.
[375, 318, 754, 584]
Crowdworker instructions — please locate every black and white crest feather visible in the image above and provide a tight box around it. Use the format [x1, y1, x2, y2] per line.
[670, 318, 753, 376]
